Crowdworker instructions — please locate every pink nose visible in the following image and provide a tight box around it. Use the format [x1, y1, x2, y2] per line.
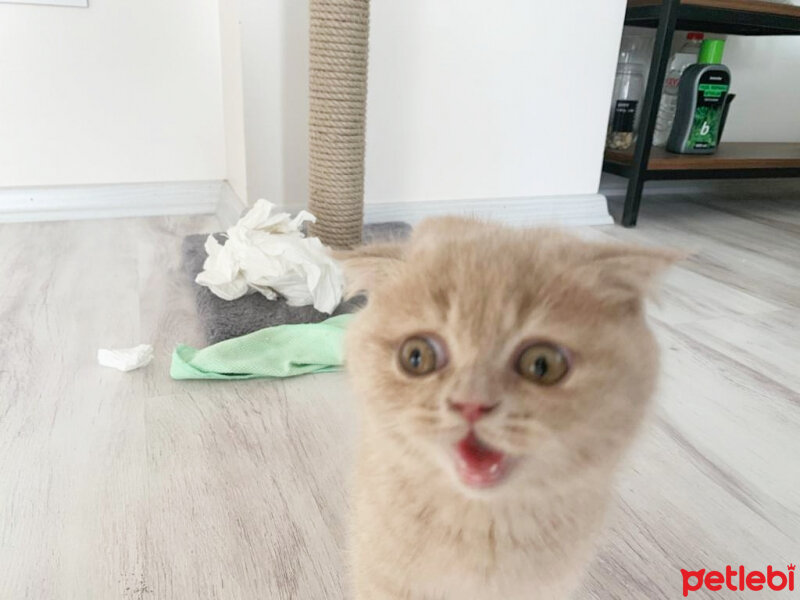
[448, 401, 499, 423]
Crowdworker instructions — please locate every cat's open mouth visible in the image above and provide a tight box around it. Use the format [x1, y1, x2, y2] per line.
[454, 430, 510, 488]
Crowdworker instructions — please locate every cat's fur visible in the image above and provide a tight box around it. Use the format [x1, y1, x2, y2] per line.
[339, 217, 678, 600]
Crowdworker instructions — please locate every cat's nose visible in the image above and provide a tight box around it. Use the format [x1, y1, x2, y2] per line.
[448, 400, 499, 423]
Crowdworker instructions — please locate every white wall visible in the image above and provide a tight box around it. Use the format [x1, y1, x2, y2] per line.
[238, 0, 284, 205]
[236, 0, 626, 213]
[7, 1, 794, 212]
[235, 0, 309, 207]
[280, 0, 311, 210]
[721, 36, 800, 142]
[365, 0, 626, 204]
[0, 0, 226, 189]
[218, 0, 248, 202]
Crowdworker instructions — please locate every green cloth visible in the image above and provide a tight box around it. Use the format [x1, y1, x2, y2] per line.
[170, 314, 354, 380]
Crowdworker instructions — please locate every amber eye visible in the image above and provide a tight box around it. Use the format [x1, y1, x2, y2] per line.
[516, 343, 570, 385]
[399, 336, 443, 376]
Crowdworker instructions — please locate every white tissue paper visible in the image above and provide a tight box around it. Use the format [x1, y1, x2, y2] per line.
[97, 344, 154, 372]
[195, 199, 344, 314]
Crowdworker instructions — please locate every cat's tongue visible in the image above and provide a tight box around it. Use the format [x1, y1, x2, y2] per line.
[455, 431, 507, 488]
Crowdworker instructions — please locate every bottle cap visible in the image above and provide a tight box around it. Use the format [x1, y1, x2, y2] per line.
[698, 39, 725, 64]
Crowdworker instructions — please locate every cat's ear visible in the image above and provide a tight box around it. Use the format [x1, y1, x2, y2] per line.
[576, 243, 684, 308]
[333, 242, 406, 298]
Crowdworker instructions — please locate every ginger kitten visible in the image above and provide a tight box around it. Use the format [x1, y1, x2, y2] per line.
[339, 217, 677, 600]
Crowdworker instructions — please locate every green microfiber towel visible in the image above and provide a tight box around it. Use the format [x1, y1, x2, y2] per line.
[170, 314, 354, 380]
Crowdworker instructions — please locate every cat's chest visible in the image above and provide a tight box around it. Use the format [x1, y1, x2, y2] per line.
[407, 513, 582, 572]
[368, 492, 595, 597]
[402, 548, 582, 600]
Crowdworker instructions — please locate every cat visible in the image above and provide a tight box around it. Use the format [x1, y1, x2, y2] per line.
[337, 217, 678, 600]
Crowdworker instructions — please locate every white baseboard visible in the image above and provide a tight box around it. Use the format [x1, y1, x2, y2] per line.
[215, 182, 248, 229]
[0, 180, 223, 224]
[0, 182, 613, 229]
[364, 194, 613, 227]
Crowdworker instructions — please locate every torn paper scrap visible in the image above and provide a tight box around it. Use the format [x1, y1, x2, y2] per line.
[97, 344, 154, 372]
[194, 199, 344, 313]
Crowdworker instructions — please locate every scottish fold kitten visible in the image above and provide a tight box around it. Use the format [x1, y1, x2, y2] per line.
[339, 217, 677, 600]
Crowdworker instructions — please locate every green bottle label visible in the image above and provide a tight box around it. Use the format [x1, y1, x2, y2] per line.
[687, 70, 730, 150]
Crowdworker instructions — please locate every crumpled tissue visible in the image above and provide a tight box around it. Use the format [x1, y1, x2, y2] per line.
[97, 344, 154, 372]
[195, 199, 344, 314]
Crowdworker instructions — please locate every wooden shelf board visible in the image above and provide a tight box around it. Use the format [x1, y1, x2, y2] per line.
[625, 0, 800, 34]
[628, 0, 800, 19]
[605, 143, 800, 171]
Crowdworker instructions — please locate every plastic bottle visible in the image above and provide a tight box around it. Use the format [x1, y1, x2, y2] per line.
[652, 32, 704, 147]
[667, 39, 731, 154]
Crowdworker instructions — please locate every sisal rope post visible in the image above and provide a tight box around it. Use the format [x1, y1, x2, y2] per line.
[308, 0, 370, 250]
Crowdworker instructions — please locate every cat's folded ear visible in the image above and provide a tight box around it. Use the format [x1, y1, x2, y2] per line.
[333, 242, 406, 299]
[575, 242, 685, 308]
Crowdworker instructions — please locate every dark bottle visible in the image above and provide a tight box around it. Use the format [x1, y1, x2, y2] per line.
[667, 39, 731, 154]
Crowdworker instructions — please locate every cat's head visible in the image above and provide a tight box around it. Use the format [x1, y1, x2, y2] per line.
[339, 217, 678, 497]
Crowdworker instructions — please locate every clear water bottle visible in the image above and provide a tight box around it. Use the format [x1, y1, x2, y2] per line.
[652, 32, 704, 146]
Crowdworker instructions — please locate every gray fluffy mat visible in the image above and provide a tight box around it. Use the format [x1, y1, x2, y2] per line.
[182, 222, 411, 344]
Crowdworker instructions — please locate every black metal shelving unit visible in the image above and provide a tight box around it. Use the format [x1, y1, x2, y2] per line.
[604, 0, 800, 227]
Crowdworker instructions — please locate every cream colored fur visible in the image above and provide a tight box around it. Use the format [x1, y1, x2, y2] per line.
[339, 217, 678, 600]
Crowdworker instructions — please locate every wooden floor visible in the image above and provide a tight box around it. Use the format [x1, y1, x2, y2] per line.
[1, 190, 798, 599]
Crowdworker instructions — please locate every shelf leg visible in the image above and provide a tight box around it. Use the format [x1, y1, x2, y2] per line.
[621, 0, 680, 227]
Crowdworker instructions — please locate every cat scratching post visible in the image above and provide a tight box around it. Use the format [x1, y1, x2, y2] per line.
[308, 0, 370, 250]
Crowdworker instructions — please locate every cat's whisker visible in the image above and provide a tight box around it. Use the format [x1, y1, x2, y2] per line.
[505, 410, 535, 420]
[410, 413, 438, 425]
[502, 424, 530, 436]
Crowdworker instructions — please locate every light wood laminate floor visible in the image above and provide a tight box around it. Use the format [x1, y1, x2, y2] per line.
[1, 191, 798, 599]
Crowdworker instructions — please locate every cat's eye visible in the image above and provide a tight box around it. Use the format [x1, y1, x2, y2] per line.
[515, 343, 570, 386]
[398, 336, 444, 376]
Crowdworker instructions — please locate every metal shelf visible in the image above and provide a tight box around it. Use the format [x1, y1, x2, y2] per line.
[603, 0, 800, 226]
[626, 0, 800, 35]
